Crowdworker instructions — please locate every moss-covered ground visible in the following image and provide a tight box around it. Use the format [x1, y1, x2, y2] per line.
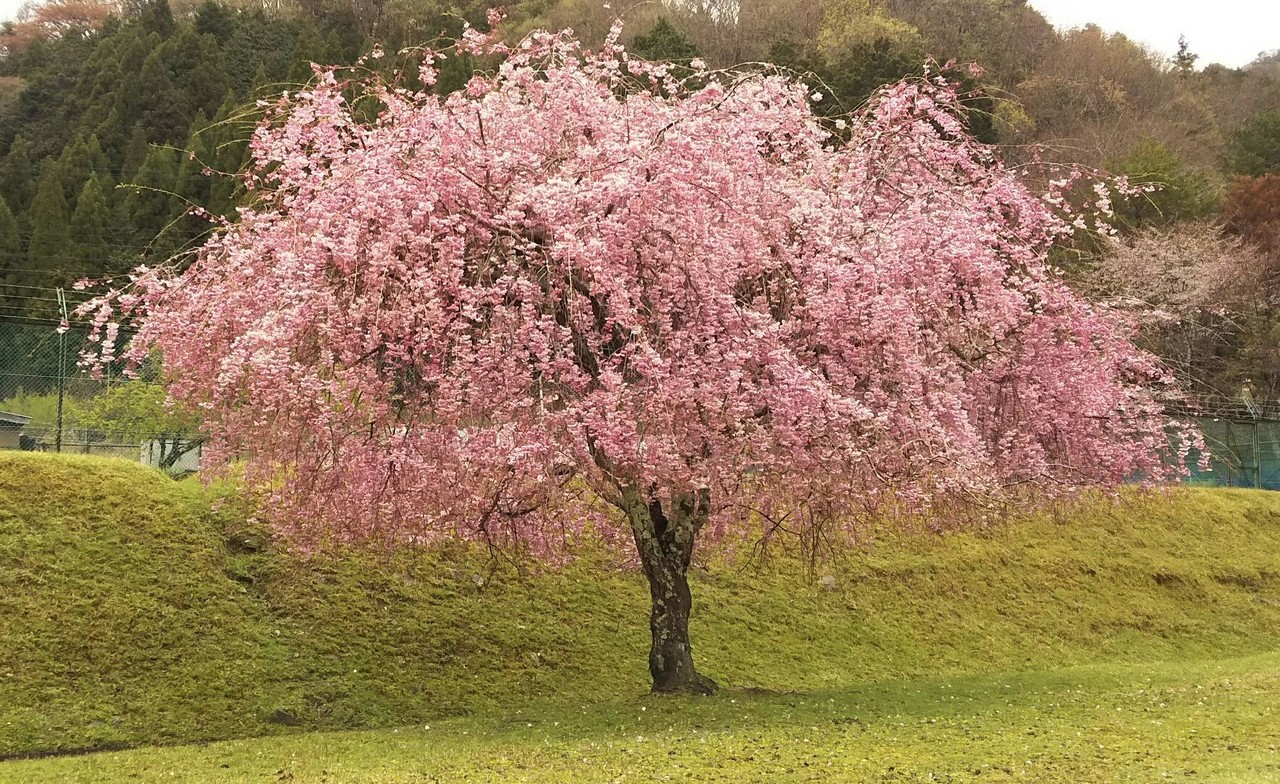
[1, 451, 1278, 781]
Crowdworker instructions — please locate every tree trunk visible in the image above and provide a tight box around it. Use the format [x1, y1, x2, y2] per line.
[622, 486, 718, 695]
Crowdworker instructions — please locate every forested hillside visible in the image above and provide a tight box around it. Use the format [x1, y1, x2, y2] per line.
[0, 0, 1278, 396]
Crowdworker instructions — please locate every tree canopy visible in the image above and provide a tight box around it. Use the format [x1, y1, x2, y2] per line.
[84, 25, 1198, 693]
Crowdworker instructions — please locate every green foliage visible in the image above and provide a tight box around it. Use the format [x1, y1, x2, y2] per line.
[0, 0, 1265, 392]
[943, 69, 1000, 144]
[158, 28, 230, 123]
[882, 0, 1056, 89]
[24, 162, 70, 297]
[0, 389, 85, 427]
[632, 17, 700, 64]
[816, 0, 919, 58]
[55, 134, 108, 202]
[1175, 34, 1198, 74]
[1, 451, 1278, 760]
[75, 380, 200, 437]
[0, 136, 34, 214]
[122, 144, 181, 252]
[138, 0, 176, 38]
[200, 99, 255, 218]
[1228, 109, 1280, 177]
[1109, 136, 1217, 231]
[0, 0, 530, 316]
[193, 0, 237, 44]
[75, 381, 203, 470]
[220, 10, 298, 94]
[0, 0, 396, 315]
[121, 122, 150, 179]
[69, 174, 112, 274]
[814, 0, 924, 110]
[137, 51, 187, 146]
[991, 96, 1035, 141]
[0, 197, 22, 313]
[1, 35, 95, 160]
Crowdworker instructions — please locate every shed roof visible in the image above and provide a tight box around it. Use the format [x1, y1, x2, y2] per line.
[0, 411, 32, 427]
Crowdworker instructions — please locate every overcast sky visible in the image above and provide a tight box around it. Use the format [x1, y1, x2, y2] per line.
[1028, 0, 1280, 68]
[0, 0, 1276, 70]
[0, 0, 26, 23]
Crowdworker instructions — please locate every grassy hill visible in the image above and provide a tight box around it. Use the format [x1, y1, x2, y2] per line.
[1, 451, 1279, 761]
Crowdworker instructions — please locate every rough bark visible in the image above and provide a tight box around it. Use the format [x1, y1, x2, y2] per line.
[622, 486, 719, 695]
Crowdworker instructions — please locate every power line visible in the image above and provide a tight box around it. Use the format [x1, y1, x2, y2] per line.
[0, 267, 141, 275]
[0, 294, 94, 305]
[0, 236, 186, 250]
[4, 284, 99, 295]
[0, 312, 102, 327]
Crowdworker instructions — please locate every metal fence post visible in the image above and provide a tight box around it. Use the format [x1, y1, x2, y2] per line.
[54, 289, 67, 454]
[1255, 420, 1262, 490]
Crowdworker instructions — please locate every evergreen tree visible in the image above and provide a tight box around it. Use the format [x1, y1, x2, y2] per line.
[137, 51, 186, 145]
[173, 110, 220, 248]
[1175, 35, 1199, 75]
[176, 110, 211, 208]
[1110, 137, 1216, 230]
[766, 5, 925, 123]
[204, 98, 252, 217]
[3, 33, 96, 160]
[122, 144, 181, 254]
[223, 10, 297, 94]
[632, 18, 700, 64]
[193, 0, 236, 45]
[1228, 110, 1280, 177]
[0, 197, 23, 315]
[25, 162, 72, 298]
[138, 0, 176, 38]
[122, 123, 151, 180]
[287, 26, 326, 84]
[92, 106, 132, 164]
[317, 7, 366, 64]
[57, 134, 110, 202]
[0, 136, 35, 214]
[68, 26, 136, 137]
[156, 27, 230, 122]
[108, 31, 164, 130]
[70, 175, 112, 275]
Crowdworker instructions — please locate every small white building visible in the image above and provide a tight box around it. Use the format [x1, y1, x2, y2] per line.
[0, 412, 31, 450]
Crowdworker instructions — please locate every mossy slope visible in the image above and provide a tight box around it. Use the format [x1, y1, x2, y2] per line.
[2, 452, 1278, 757]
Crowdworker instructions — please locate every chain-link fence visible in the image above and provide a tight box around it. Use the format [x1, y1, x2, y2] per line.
[0, 315, 204, 474]
[1176, 395, 1280, 490]
[5, 313, 1280, 488]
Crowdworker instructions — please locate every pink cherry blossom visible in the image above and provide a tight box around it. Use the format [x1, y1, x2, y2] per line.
[78, 27, 1199, 692]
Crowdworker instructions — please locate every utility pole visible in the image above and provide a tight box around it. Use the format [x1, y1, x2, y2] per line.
[54, 288, 67, 453]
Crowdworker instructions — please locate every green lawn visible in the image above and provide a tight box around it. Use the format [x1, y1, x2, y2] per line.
[2, 451, 1279, 781]
[5, 653, 1277, 782]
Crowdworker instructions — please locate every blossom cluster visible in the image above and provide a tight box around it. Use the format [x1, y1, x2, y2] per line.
[79, 25, 1198, 554]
